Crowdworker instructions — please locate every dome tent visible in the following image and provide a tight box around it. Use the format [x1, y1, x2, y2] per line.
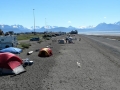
[0, 52, 25, 75]
[38, 48, 52, 57]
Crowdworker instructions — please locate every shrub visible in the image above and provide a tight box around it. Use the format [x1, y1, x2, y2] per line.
[44, 37, 50, 40]
[20, 43, 31, 49]
[37, 39, 43, 43]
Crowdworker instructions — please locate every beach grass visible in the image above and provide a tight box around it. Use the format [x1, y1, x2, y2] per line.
[17, 34, 43, 40]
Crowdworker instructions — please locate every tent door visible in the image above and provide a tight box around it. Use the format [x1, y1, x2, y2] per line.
[8, 61, 25, 74]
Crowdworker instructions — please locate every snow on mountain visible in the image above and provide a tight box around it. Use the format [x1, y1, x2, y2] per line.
[43, 25, 58, 29]
[77, 26, 87, 29]
[77, 25, 95, 29]
[0, 21, 120, 33]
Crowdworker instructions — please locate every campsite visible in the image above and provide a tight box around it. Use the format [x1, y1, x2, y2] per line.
[1, 0, 120, 89]
[0, 33, 120, 90]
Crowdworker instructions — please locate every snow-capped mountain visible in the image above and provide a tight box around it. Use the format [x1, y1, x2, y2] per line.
[95, 22, 120, 31]
[0, 24, 30, 33]
[114, 21, 120, 26]
[0, 21, 120, 33]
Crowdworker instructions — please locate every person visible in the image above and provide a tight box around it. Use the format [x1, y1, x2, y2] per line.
[65, 37, 69, 43]
[68, 37, 72, 43]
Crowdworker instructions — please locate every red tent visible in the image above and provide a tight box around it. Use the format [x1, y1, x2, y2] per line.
[0, 52, 25, 75]
[38, 48, 53, 57]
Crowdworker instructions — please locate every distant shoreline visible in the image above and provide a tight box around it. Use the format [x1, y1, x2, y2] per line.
[78, 31, 120, 36]
[83, 34, 120, 41]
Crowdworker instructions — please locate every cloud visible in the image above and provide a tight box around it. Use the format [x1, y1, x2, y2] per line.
[68, 21, 72, 23]
[104, 17, 107, 19]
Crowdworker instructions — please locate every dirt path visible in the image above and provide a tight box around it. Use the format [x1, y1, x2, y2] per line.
[42, 35, 120, 90]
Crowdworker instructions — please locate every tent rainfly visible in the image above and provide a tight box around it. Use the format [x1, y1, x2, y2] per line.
[0, 52, 25, 75]
[0, 47, 22, 54]
[38, 48, 52, 57]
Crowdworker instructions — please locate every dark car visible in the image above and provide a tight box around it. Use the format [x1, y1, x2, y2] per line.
[30, 37, 40, 41]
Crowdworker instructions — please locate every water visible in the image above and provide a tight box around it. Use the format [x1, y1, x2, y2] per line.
[78, 31, 120, 36]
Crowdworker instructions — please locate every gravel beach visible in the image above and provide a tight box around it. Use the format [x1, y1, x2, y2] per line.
[0, 34, 120, 90]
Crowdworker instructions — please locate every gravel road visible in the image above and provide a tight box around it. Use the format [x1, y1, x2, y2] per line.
[0, 34, 120, 90]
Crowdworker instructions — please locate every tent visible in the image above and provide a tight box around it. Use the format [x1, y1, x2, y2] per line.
[38, 48, 52, 57]
[0, 47, 22, 54]
[58, 39, 65, 44]
[68, 37, 74, 43]
[69, 37, 73, 40]
[0, 52, 25, 75]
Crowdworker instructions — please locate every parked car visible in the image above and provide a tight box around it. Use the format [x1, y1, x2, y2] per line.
[30, 37, 40, 41]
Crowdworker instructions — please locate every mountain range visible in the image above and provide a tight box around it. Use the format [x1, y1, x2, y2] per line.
[0, 21, 120, 33]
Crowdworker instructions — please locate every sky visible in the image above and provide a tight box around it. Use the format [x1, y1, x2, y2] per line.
[0, 0, 120, 28]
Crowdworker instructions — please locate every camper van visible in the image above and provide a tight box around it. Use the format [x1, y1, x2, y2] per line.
[0, 35, 18, 50]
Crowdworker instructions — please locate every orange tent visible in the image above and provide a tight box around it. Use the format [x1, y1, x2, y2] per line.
[38, 48, 52, 57]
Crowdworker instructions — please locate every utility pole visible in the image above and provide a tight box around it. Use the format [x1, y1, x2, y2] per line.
[33, 9, 35, 35]
[45, 18, 47, 33]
